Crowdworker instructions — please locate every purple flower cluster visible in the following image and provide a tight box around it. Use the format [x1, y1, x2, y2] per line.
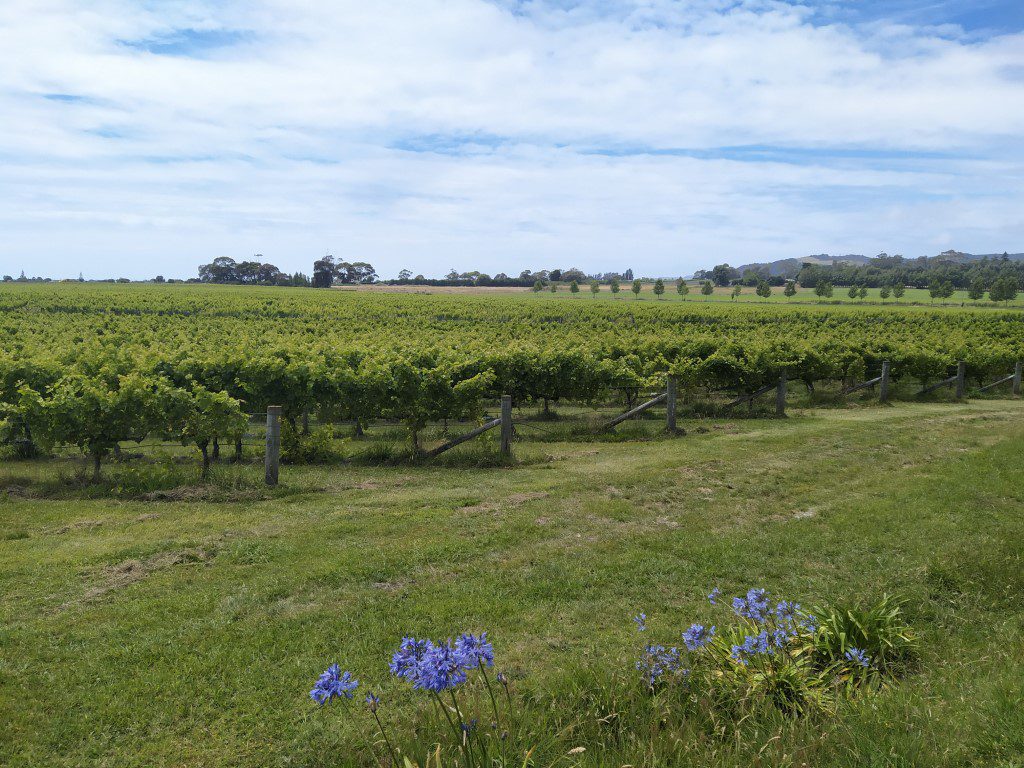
[310, 664, 359, 704]
[732, 588, 771, 622]
[682, 623, 716, 651]
[730, 630, 773, 665]
[390, 632, 495, 692]
[636, 643, 682, 686]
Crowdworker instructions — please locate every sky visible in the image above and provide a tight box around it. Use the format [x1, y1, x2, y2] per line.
[1, 1, 1023, 280]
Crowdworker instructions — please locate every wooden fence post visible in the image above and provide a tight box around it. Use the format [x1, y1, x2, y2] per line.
[1014, 360, 1022, 397]
[500, 395, 513, 456]
[666, 375, 678, 433]
[879, 360, 891, 404]
[265, 406, 281, 486]
[955, 361, 966, 399]
[776, 374, 787, 417]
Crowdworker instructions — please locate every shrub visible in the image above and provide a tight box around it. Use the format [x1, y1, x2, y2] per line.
[281, 421, 344, 464]
[807, 594, 919, 677]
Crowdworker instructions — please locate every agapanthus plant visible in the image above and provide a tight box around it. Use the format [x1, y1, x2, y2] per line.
[632, 587, 885, 716]
[312, 631, 509, 768]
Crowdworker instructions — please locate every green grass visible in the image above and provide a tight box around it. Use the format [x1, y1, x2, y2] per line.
[2, 401, 1023, 766]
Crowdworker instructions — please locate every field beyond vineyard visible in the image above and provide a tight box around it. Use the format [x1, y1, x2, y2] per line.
[2, 284, 1023, 767]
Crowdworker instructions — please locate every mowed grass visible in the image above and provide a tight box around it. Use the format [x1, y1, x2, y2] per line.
[2, 401, 1023, 766]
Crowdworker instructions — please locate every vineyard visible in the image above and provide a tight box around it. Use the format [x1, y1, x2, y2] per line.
[2, 282, 1023, 471]
[3, 282, 1024, 767]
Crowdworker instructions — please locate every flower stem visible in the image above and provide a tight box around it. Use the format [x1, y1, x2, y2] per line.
[372, 709, 399, 766]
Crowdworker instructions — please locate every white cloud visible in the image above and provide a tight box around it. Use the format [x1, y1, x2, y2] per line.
[0, 0, 1022, 278]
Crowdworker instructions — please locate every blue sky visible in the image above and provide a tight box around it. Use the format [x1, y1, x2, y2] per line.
[1, 0, 1023, 280]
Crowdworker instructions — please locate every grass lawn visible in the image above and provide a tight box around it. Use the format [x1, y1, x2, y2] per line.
[2, 401, 1023, 766]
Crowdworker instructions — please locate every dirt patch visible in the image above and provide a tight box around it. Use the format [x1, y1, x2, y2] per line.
[135, 513, 161, 522]
[460, 491, 550, 514]
[50, 520, 104, 534]
[792, 508, 817, 520]
[1, 484, 39, 499]
[137, 485, 267, 502]
[81, 547, 214, 602]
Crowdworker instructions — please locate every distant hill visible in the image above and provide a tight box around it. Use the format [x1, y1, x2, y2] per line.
[729, 250, 1024, 278]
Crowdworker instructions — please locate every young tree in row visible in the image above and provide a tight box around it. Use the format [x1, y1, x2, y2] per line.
[653, 278, 665, 299]
[847, 285, 859, 300]
[879, 284, 891, 301]
[632, 279, 642, 299]
[700, 280, 714, 299]
[731, 284, 742, 300]
[162, 385, 248, 480]
[676, 278, 689, 300]
[814, 281, 833, 299]
[590, 280, 600, 298]
[892, 282, 905, 302]
[532, 280, 543, 293]
[610, 278, 620, 298]
[756, 281, 772, 300]
[783, 281, 797, 301]
[14, 373, 162, 481]
[570, 280, 580, 297]
[858, 285, 868, 300]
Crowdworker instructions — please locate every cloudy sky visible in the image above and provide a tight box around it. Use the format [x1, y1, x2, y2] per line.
[2, 0, 1023, 280]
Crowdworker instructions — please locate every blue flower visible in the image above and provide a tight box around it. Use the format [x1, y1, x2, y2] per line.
[682, 623, 716, 651]
[730, 631, 773, 664]
[800, 615, 818, 634]
[636, 644, 681, 686]
[310, 664, 359, 705]
[461, 719, 478, 733]
[772, 628, 791, 648]
[365, 693, 380, 712]
[708, 587, 721, 605]
[416, 640, 469, 692]
[633, 613, 647, 632]
[455, 632, 494, 669]
[732, 588, 771, 622]
[390, 637, 433, 683]
[774, 600, 799, 624]
[845, 647, 871, 668]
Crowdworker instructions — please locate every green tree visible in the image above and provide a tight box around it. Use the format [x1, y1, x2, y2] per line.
[610, 278, 620, 298]
[632, 279, 642, 299]
[928, 278, 943, 303]
[783, 281, 797, 301]
[532, 280, 543, 293]
[893, 282, 905, 302]
[569, 280, 580, 297]
[756, 281, 772, 300]
[967, 278, 985, 301]
[879, 284, 891, 301]
[731, 284, 742, 300]
[590, 280, 600, 298]
[653, 278, 665, 299]
[847, 285, 859, 300]
[700, 280, 714, 300]
[676, 278, 689, 300]
[858, 285, 868, 300]
[24, 373, 162, 481]
[549, 283, 557, 293]
[814, 281, 833, 299]
[989, 276, 1019, 304]
[163, 385, 248, 480]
